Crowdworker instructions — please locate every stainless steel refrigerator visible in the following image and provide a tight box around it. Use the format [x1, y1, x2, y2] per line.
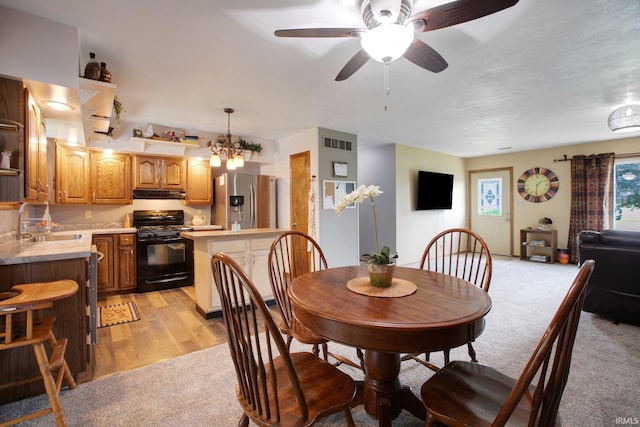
[212, 173, 277, 230]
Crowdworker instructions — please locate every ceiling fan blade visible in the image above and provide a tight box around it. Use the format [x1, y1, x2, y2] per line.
[408, 0, 519, 32]
[274, 28, 364, 38]
[402, 39, 448, 73]
[335, 49, 371, 81]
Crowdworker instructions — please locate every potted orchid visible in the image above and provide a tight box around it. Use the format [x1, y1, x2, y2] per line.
[335, 184, 398, 287]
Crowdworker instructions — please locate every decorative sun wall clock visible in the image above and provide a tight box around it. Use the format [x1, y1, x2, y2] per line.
[517, 167, 559, 202]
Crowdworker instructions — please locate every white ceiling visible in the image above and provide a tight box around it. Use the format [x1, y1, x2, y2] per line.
[2, 0, 640, 158]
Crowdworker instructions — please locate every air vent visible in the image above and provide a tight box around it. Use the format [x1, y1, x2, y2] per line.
[323, 137, 353, 151]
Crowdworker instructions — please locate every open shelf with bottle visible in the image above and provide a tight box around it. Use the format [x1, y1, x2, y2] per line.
[79, 78, 116, 143]
[520, 228, 557, 264]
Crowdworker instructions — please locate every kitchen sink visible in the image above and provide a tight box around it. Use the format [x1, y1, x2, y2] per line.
[29, 233, 83, 242]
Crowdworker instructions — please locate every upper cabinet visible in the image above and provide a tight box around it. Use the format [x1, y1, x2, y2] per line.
[25, 89, 50, 202]
[56, 143, 90, 204]
[79, 78, 116, 143]
[91, 151, 131, 204]
[134, 155, 186, 190]
[185, 159, 212, 205]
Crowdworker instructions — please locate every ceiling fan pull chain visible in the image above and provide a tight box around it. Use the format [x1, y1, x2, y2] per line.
[384, 61, 390, 112]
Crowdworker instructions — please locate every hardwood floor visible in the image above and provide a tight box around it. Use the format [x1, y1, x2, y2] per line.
[94, 286, 231, 379]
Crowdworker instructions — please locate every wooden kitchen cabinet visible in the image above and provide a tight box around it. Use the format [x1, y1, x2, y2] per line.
[25, 89, 50, 202]
[93, 233, 136, 293]
[116, 233, 136, 291]
[56, 143, 90, 204]
[93, 234, 115, 292]
[134, 155, 185, 190]
[185, 159, 212, 205]
[91, 151, 131, 204]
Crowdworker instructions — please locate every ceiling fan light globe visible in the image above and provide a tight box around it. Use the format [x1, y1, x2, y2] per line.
[361, 23, 414, 63]
[608, 105, 640, 133]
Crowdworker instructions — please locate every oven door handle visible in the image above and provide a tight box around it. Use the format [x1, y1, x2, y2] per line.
[144, 275, 189, 285]
[138, 237, 184, 243]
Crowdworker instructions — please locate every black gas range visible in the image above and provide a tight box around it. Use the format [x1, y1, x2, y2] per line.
[132, 210, 194, 292]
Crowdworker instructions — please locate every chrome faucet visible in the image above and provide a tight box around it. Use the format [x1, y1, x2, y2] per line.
[17, 201, 52, 239]
[18, 201, 32, 239]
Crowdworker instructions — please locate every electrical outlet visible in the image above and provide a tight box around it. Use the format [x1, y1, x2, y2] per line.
[84, 210, 92, 219]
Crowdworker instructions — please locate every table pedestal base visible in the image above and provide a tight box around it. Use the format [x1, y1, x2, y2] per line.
[352, 350, 426, 427]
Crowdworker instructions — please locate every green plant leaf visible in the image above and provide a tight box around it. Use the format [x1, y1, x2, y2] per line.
[362, 245, 398, 265]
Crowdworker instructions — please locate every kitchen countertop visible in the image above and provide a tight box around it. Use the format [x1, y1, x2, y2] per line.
[0, 231, 93, 265]
[89, 227, 137, 235]
[189, 225, 224, 231]
[0, 226, 238, 265]
[0, 228, 137, 265]
[181, 228, 281, 239]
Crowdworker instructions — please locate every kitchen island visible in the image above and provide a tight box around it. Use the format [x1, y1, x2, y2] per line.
[181, 228, 282, 318]
[0, 231, 96, 403]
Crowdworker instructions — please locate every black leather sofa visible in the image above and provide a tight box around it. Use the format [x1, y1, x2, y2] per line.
[577, 230, 640, 325]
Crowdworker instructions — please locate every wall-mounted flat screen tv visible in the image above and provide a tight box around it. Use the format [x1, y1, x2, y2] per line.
[416, 171, 454, 210]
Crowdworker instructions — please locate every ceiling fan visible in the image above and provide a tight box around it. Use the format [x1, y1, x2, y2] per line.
[275, 0, 519, 81]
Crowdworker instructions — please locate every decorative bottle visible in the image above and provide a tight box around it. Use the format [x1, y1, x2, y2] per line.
[83, 52, 100, 80]
[99, 62, 112, 83]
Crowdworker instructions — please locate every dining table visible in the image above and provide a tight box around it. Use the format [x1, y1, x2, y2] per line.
[288, 265, 492, 426]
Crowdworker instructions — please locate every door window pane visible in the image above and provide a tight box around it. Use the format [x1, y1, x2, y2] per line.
[478, 178, 502, 216]
[614, 158, 640, 230]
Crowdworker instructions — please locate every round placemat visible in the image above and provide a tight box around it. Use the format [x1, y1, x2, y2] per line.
[346, 277, 417, 298]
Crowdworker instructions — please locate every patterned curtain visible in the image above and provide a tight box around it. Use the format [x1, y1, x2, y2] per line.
[567, 153, 615, 263]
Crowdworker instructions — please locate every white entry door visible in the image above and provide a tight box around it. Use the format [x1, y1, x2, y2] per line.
[469, 169, 513, 256]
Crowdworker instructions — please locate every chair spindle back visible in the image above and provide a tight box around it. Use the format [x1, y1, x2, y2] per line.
[420, 228, 492, 291]
[211, 252, 308, 425]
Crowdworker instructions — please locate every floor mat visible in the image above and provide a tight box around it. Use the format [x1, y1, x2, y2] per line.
[97, 302, 141, 328]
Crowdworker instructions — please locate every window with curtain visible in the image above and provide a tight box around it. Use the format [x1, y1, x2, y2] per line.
[567, 153, 615, 264]
[614, 156, 640, 231]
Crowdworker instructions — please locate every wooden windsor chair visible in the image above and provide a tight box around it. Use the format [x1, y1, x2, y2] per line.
[268, 230, 364, 370]
[420, 259, 595, 426]
[211, 252, 356, 427]
[402, 227, 492, 371]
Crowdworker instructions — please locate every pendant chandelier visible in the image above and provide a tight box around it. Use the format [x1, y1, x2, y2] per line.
[210, 108, 244, 169]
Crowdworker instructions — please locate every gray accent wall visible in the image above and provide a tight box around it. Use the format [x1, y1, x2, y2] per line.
[317, 127, 359, 267]
[358, 144, 397, 259]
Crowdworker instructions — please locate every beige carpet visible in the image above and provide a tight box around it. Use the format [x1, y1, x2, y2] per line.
[1, 258, 638, 426]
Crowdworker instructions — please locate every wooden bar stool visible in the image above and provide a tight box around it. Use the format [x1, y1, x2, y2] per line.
[0, 280, 79, 427]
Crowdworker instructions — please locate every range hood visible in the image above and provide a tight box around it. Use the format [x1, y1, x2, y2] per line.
[132, 189, 186, 200]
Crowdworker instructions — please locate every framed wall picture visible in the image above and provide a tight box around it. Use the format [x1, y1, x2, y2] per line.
[322, 180, 356, 210]
[332, 161, 348, 177]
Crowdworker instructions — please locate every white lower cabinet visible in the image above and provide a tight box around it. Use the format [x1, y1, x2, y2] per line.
[189, 230, 279, 318]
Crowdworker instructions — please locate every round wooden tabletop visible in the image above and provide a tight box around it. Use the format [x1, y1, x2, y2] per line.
[289, 265, 492, 353]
